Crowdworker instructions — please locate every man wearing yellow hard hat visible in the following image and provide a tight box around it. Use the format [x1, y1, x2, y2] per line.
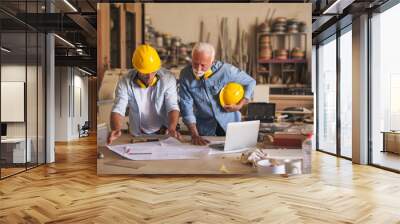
[108, 44, 180, 144]
[179, 42, 256, 145]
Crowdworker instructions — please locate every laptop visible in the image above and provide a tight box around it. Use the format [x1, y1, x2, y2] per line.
[209, 120, 260, 151]
[246, 103, 275, 123]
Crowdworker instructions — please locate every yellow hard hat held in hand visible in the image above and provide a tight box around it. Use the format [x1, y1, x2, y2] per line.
[219, 82, 244, 107]
[132, 44, 161, 74]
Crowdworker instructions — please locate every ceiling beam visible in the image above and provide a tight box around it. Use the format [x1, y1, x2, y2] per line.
[55, 55, 96, 71]
[322, 0, 356, 14]
[67, 13, 97, 39]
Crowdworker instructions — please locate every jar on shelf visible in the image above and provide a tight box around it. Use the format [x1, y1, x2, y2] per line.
[259, 35, 272, 60]
[275, 49, 288, 60]
[291, 47, 305, 59]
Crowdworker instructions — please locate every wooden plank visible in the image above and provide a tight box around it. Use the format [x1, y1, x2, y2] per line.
[1, 135, 400, 223]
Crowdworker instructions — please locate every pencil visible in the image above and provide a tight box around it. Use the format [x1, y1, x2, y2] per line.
[130, 152, 152, 155]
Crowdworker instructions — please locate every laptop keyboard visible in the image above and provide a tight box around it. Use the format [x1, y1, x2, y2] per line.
[209, 143, 225, 150]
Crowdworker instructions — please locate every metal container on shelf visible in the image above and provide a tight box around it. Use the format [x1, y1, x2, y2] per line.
[272, 17, 287, 33]
[163, 34, 172, 47]
[273, 25, 286, 34]
[298, 22, 307, 33]
[258, 22, 271, 33]
[274, 17, 287, 25]
[287, 18, 298, 25]
[171, 37, 181, 47]
[157, 48, 167, 60]
[156, 35, 163, 48]
[287, 23, 299, 33]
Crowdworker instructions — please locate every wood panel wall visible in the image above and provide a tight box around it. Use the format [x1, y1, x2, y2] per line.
[97, 3, 143, 91]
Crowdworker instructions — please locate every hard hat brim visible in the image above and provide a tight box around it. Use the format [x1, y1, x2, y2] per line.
[136, 67, 160, 75]
[219, 86, 226, 107]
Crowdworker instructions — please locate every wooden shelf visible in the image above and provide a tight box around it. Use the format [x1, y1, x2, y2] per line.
[260, 84, 310, 88]
[258, 32, 307, 36]
[258, 59, 306, 64]
[255, 31, 308, 85]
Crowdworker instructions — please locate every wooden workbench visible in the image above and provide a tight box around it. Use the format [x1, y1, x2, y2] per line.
[97, 134, 303, 175]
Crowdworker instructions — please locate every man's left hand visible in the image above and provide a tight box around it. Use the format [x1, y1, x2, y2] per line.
[223, 98, 248, 112]
[167, 128, 182, 141]
[223, 104, 243, 112]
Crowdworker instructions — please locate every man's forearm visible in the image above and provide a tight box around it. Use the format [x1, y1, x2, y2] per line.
[240, 98, 249, 107]
[168, 110, 180, 130]
[110, 112, 123, 131]
[187, 123, 200, 137]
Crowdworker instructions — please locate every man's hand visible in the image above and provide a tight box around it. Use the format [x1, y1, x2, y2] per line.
[107, 129, 122, 145]
[223, 98, 248, 112]
[167, 128, 182, 141]
[223, 104, 243, 112]
[187, 123, 209, 145]
[191, 135, 210, 146]
[167, 110, 181, 140]
[109, 112, 124, 145]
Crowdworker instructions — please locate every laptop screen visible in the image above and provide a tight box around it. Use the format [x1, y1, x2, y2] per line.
[247, 103, 275, 122]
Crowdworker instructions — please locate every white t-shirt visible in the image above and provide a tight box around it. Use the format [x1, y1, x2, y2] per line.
[133, 86, 163, 134]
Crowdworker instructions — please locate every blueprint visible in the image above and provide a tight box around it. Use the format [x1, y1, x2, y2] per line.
[107, 137, 211, 160]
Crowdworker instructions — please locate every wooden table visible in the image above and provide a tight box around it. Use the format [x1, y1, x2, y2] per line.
[97, 134, 303, 175]
[382, 131, 400, 154]
[1, 138, 32, 164]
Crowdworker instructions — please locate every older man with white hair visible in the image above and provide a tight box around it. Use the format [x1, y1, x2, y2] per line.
[178, 42, 256, 145]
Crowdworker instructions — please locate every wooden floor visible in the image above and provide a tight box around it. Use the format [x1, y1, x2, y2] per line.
[1, 167, 26, 178]
[1, 135, 400, 224]
[372, 151, 400, 171]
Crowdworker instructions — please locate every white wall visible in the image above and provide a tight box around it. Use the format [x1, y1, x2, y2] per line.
[72, 73, 89, 138]
[1, 65, 40, 137]
[54, 67, 89, 141]
[55, 66, 69, 141]
[1, 65, 26, 137]
[1, 63, 46, 164]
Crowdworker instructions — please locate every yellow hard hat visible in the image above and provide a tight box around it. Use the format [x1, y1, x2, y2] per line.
[132, 44, 161, 74]
[219, 82, 244, 106]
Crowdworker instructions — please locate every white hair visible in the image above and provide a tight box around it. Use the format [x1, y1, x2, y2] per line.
[192, 42, 215, 60]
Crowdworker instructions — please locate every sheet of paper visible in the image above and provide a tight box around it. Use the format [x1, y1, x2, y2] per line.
[107, 138, 210, 160]
[159, 137, 183, 146]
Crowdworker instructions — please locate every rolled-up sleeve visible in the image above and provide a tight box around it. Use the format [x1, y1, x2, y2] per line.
[228, 65, 256, 100]
[164, 76, 180, 113]
[111, 78, 129, 116]
[178, 76, 196, 124]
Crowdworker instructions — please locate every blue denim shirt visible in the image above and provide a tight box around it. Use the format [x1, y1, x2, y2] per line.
[111, 68, 179, 136]
[178, 61, 256, 136]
